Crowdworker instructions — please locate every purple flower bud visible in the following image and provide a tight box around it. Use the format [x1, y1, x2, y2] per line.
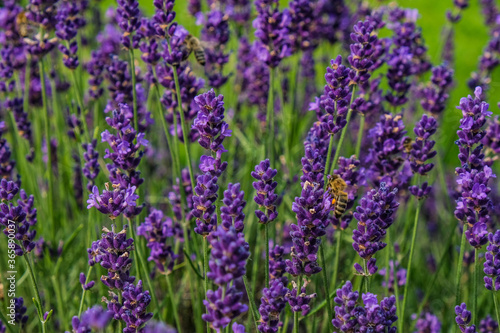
[252, 159, 278, 225]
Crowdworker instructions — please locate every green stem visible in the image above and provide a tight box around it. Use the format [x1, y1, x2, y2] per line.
[69, 69, 90, 143]
[204, 237, 210, 333]
[23, 254, 46, 333]
[78, 266, 93, 316]
[363, 259, 369, 293]
[265, 223, 270, 289]
[473, 248, 479, 327]
[172, 65, 196, 191]
[331, 230, 342, 292]
[128, 49, 139, 133]
[494, 292, 500, 330]
[400, 200, 422, 332]
[165, 274, 182, 333]
[294, 277, 302, 333]
[38, 56, 54, 238]
[385, 228, 391, 297]
[243, 275, 259, 332]
[323, 135, 335, 184]
[267, 68, 275, 163]
[355, 115, 365, 158]
[319, 242, 333, 322]
[329, 85, 357, 175]
[454, 224, 468, 333]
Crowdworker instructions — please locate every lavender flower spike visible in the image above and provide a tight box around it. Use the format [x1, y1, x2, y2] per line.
[455, 303, 477, 333]
[484, 230, 500, 291]
[87, 183, 139, 219]
[221, 183, 246, 233]
[251, 159, 278, 225]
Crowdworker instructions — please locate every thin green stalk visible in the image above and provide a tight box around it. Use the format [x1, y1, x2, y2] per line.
[128, 49, 139, 133]
[385, 228, 391, 297]
[78, 266, 93, 316]
[165, 274, 182, 333]
[23, 254, 46, 333]
[38, 56, 54, 237]
[294, 277, 302, 333]
[363, 259, 369, 293]
[323, 135, 335, 184]
[400, 200, 422, 331]
[319, 242, 333, 322]
[172, 65, 196, 191]
[473, 248, 479, 327]
[265, 223, 270, 289]
[355, 115, 365, 158]
[331, 230, 342, 292]
[243, 275, 259, 332]
[454, 224, 468, 333]
[266, 68, 275, 163]
[204, 237, 210, 333]
[494, 292, 500, 329]
[329, 85, 357, 175]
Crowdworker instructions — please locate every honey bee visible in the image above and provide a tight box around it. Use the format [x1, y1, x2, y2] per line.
[181, 34, 206, 66]
[16, 11, 31, 37]
[326, 174, 348, 219]
[402, 137, 413, 154]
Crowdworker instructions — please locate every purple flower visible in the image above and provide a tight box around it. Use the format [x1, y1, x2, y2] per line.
[143, 321, 177, 333]
[207, 226, 250, 285]
[258, 279, 289, 332]
[90, 225, 135, 290]
[56, 0, 86, 69]
[82, 140, 100, 192]
[221, 183, 246, 233]
[484, 230, 500, 291]
[419, 65, 454, 115]
[288, 0, 321, 52]
[348, 20, 378, 84]
[352, 183, 399, 275]
[202, 286, 249, 330]
[251, 159, 278, 225]
[137, 208, 179, 273]
[0, 179, 18, 201]
[0, 126, 16, 180]
[192, 173, 218, 236]
[253, 0, 291, 68]
[68, 306, 113, 333]
[116, 0, 141, 49]
[479, 315, 498, 333]
[412, 312, 441, 333]
[378, 260, 406, 293]
[385, 46, 413, 107]
[483, 115, 500, 165]
[232, 322, 246, 333]
[121, 280, 154, 332]
[285, 280, 316, 316]
[9, 297, 28, 326]
[455, 303, 477, 333]
[87, 183, 139, 219]
[79, 272, 95, 291]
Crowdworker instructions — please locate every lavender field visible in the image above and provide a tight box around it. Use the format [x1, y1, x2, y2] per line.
[0, 0, 499, 332]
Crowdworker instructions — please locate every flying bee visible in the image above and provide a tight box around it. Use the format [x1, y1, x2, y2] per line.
[326, 174, 348, 219]
[181, 34, 206, 66]
[16, 11, 32, 37]
[402, 137, 413, 153]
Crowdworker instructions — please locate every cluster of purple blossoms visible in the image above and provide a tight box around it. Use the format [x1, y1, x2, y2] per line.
[200, 10, 231, 88]
[331, 156, 366, 230]
[419, 64, 454, 115]
[24, 0, 59, 57]
[285, 280, 316, 316]
[349, 19, 379, 85]
[288, 0, 321, 53]
[203, 226, 249, 330]
[258, 245, 289, 332]
[366, 113, 407, 187]
[286, 148, 332, 277]
[143, 321, 177, 333]
[483, 115, 500, 166]
[484, 230, 500, 291]
[137, 208, 179, 274]
[480, 0, 499, 27]
[332, 281, 398, 332]
[412, 312, 441, 333]
[82, 140, 100, 192]
[221, 183, 246, 232]
[352, 183, 400, 275]
[4, 98, 34, 161]
[408, 114, 438, 199]
[454, 87, 496, 248]
[192, 90, 231, 236]
[116, 0, 141, 49]
[56, 0, 87, 69]
[479, 315, 498, 332]
[0, 123, 16, 180]
[251, 159, 278, 225]
[87, 183, 139, 220]
[253, 0, 291, 68]
[152, 0, 177, 38]
[468, 19, 500, 91]
[455, 303, 477, 333]
[447, 0, 469, 23]
[303, 121, 330, 164]
[8, 297, 28, 326]
[385, 46, 413, 107]
[79, 272, 95, 291]
[0, 182, 38, 256]
[68, 306, 113, 333]
[88, 226, 153, 331]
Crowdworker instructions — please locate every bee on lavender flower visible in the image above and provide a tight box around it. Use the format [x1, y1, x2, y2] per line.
[181, 34, 206, 66]
[403, 137, 413, 154]
[15, 11, 35, 37]
[327, 174, 348, 218]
